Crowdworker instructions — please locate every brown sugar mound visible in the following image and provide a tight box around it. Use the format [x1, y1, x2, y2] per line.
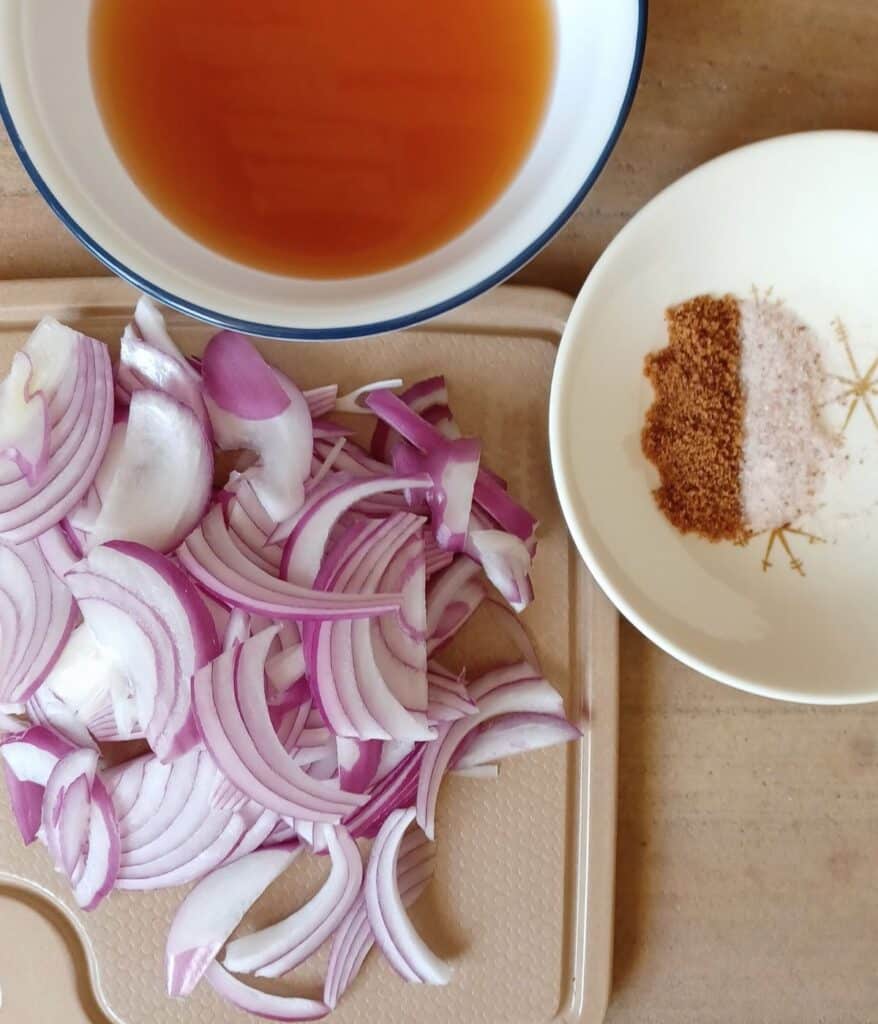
[641, 295, 746, 542]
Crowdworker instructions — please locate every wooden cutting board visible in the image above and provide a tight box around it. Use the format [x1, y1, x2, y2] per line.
[0, 277, 618, 1024]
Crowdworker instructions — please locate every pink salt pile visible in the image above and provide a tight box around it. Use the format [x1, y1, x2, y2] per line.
[739, 295, 836, 533]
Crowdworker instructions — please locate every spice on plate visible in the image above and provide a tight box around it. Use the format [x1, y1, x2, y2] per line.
[642, 291, 835, 543]
[641, 295, 746, 541]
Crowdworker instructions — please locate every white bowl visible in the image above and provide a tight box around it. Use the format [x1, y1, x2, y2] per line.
[0, 0, 645, 340]
[550, 131, 878, 705]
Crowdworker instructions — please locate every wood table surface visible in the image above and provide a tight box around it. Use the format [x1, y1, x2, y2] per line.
[2, 3, 878, 1022]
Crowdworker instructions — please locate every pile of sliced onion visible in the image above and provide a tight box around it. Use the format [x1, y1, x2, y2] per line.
[0, 300, 581, 1022]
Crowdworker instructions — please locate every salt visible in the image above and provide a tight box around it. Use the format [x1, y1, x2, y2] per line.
[739, 296, 835, 533]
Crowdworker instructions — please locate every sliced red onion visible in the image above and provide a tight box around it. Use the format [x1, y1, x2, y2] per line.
[370, 376, 460, 463]
[223, 608, 252, 652]
[68, 542, 220, 761]
[42, 755, 121, 912]
[192, 628, 364, 822]
[372, 739, 415, 786]
[422, 530, 455, 578]
[365, 389, 536, 542]
[0, 538, 77, 706]
[334, 379, 403, 414]
[365, 808, 450, 985]
[313, 437, 412, 488]
[0, 724, 75, 843]
[425, 556, 485, 654]
[303, 385, 338, 419]
[453, 712, 582, 770]
[337, 737, 381, 794]
[0, 710, 27, 735]
[464, 527, 534, 614]
[179, 504, 401, 621]
[392, 438, 480, 552]
[27, 691, 97, 750]
[325, 827, 435, 1008]
[86, 391, 212, 553]
[203, 962, 328, 1022]
[307, 438, 347, 492]
[37, 523, 82, 577]
[426, 670, 477, 724]
[0, 321, 113, 543]
[226, 493, 283, 573]
[109, 750, 275, 890]
[266, 642, 305, 696]
[117, 297, 209, 432]
[277, 473, 431, 584]
[303, 515, 433, 742]
[203, 332, 312, 523]
[41, 748, 97, 877]
[73, 775, 121, 910]
[417, 663, 572, 839]
[0, 352, 50, 484]
[223, 824, 362, 978]
[27, 623, 137, 745]
[167, 844, 300, 997]
[342, 745, 423, 841]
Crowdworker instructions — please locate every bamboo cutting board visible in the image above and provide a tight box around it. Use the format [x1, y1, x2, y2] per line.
[0, 278, 618, 1024]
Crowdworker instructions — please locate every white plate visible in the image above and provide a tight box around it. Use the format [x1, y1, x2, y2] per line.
[0, 0, 644, 339]
[550, 130, 878, 704]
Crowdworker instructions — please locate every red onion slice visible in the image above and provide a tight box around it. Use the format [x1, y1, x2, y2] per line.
[68, 542, 220, 762]
[464, 527, 534, 614]
[203, 962, 328, 1022]
[325, 827, 435, 1009]
[370, 376, 460, 463]
[392, 438, 481, 552]
[453, 712, 582, 770]
[336, 737, 381, 794]
[0, 325, 113, 544]
[27, 623, 138, 745]
[110, 751, 274, 890]
[0, 724, 75, 843]
[166, 844, 300, 997]
[303, 385, 338, 419]
[304, 515, 433, 742]
[203, 332, 312, 523]
[36, 523, 82, 578]
[366, 389, 536, 542]
[179, 504, 402, 621]
[87, 391, 213, 553]
[425, 557, 486, 654]
[0, 538, 77, 706]
[417, 663, 574, 839]
[117, 298, 209, 432]
[41, 748, 97, 880]
[426, 670, 478, 724]
[342, 745, 423, 841]
[192, 629, 365, 822]
[365, 808, 450, 985]
[223, 825, 362, 978]
[0, 352, 50, 484]
[277, 473, 431, 584]
[72, 776, 121, 911]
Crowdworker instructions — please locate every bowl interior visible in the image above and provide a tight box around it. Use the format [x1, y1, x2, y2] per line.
[551, 131, 878, 704]
[0, 0, 644, 336]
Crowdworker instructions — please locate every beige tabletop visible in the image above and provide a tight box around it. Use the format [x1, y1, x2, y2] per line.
[3, 3, 878, 1022]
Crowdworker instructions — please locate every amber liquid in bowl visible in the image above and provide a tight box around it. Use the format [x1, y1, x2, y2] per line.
[90, 0, 555, 279]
